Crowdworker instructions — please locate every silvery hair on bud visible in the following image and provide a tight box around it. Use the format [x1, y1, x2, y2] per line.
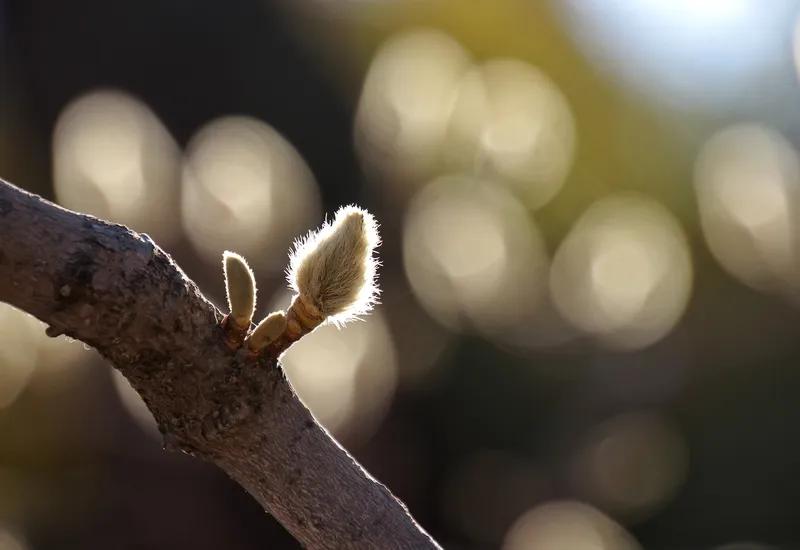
[287, 205, 380, 325]
[223, 250, 256, 327]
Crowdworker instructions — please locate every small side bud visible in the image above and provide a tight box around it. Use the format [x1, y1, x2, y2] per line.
[246, 310, 288, 353]
[287, 205, 380, 328]
[223, 251, 256, 328]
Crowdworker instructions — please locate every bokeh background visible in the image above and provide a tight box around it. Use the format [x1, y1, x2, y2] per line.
[2, 1, 800, 548]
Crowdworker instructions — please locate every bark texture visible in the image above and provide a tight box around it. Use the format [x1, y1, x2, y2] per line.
[0, 179, 440, 549]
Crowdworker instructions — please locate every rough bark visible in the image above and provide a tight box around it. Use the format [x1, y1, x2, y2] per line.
[0, 178, 440, 549]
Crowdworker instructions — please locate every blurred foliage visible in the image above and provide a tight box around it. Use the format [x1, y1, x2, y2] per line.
[2, 0, 800, 549]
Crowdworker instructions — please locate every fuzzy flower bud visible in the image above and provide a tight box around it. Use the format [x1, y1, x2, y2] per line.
[287, 205, 380, 327]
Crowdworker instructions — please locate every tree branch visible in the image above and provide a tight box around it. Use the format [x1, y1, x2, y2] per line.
[0, 178, 440, 549]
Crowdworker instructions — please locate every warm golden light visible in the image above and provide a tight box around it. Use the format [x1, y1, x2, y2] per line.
[182, 116, 321, 270]
[355, 29, 575, 210]
[53, 90, 181, 244]
[355, 28, 472, 187]
[402, 176, 548, 340]
[570, 412, 689, 522]
[550, 194, 693, 350]
[445, 59, 576, 209]
[280, 308, 397, 442]
[503, 500, 641, 550]
[694, 124, 800, 299]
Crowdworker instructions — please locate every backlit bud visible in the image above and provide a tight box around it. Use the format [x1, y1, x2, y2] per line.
[246, 310, 288, 353]
[223, 250, 256, 328]
[287, 205, 380, 327]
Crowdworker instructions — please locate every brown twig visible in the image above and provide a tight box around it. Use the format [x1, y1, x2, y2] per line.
[0, 178, 440, 549]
